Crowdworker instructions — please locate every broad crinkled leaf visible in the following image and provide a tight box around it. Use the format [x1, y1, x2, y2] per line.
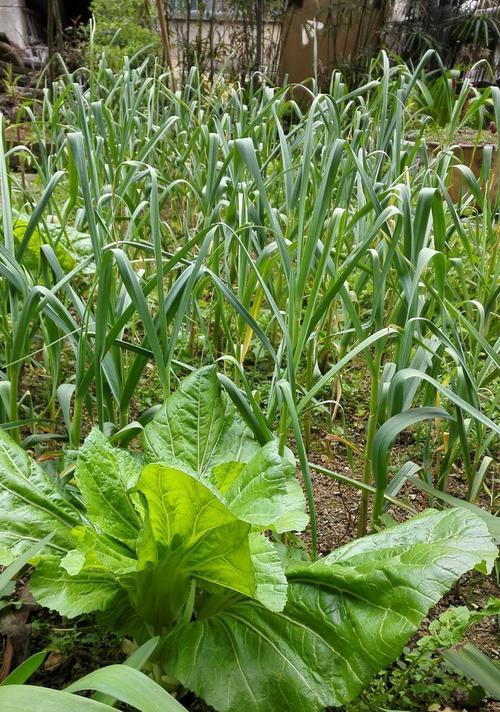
[209, 447, 308, 533]
[75, 428, 142, 546]
[136, 464, 255, 606]
[324, 506, 493, 569]
[249, 532, 287, 613]
[0, 429, 80, 564]
[221, 441, 297, 528]
[209, 402, 262, 467]
[30, 557, 122, 618]
[13, 215, 76, 272]
[267, 478, 309, 534]
[142, 366, 260, 476]
[142, 368, 307, 532]
[161, 508, 497, 712]
[209, 462, 245, 495]
[60, 526, 137, 577]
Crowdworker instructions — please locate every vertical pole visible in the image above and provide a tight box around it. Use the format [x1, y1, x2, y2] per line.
[185, 0, 192, 79]
[155, 0, 177, 89]
[209, 0, 216, 81]
[255, 0, 264, 71]
[47, 0, 55, 83]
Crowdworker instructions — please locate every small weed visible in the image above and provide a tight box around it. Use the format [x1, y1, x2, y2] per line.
[345, 602, 499, 711]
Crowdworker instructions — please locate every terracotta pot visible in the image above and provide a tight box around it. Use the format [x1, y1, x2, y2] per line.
[428, 139, 499, 203]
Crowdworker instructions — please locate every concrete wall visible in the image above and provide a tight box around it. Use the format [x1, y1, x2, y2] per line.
[0, 0, 48, 65]
[279, 0, 385, 84]
[170, 16, 282, 74]
[0, 0, 29, 49]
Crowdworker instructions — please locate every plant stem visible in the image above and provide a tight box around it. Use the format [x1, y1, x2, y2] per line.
[278, 400, 287, 456]
[155, 0, 177, 88]
[304, 338, 314, 453]
[70, 394, 83, 449]
[358, 348, 381, 536]
[8, 367, 19, 443]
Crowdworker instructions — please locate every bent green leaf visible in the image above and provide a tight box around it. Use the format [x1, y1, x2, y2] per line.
[137, 464, 255, 596]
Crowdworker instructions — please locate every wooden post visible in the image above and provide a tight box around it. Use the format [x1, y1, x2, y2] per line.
[47, 0, 54, 82]
[255, 0, 264, 71]
[155, 0, 177, 89]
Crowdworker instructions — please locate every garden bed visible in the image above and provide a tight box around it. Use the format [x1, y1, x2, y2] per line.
[0, 50, 498, 712]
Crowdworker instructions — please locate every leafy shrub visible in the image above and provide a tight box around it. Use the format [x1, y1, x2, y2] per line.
[0, 366, 496, 712]
[90, 0, 161, 68]
[346, 600, 500, 711]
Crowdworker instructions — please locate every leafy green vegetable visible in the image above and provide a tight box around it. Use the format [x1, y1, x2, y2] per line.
[0, 429, 80, 565]
[161, 508, 496, 712]
[28, 458, 272, 630]
[211, 443, 307, 532]
[249, 532, 288, 613]
[133, 464, 256, 629]
[13, 217, 76, 272]
[31, 557, 122, 617]
[0, 533, 53, 595]
[143, 366, 308, 533]
[75, 428, 142, 546]
[142, 366, 261, 475]
[0, 369, 496, 712]
[7, 369, 300, 634]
